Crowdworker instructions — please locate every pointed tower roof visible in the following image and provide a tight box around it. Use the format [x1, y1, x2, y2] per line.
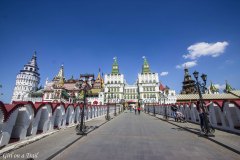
[53, 65, 65, 81]
[93, 68, 104, 89]
[96, 68, 102, 80]
[28, 51, 38, 67]
[225, 81, 233, 93]
[210, 81, 219, 93]
[142, 56, 151, 74]
[180, 67, 196, 94]
[111, 57, 120, 74]
[22, 51, 40, 75]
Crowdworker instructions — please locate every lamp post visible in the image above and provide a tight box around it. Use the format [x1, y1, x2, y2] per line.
[105, 90, 111, 120]
[114, 94, 117, 116]
[77, 75, 94, 135]
[150, 95, 156, 116]
[193, 70, 213, 135]
[160, 92, 168, 120]
[120, 99, 124, 114]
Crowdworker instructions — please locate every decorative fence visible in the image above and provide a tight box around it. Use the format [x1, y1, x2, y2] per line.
[0, 101, 121, 147]
[144, 100, 240, 134]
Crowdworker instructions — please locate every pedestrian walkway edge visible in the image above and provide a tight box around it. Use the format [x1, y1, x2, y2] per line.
[146, 113, 240, 155]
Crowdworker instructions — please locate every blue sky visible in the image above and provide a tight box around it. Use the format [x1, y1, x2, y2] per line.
[0, 0, 240, 103]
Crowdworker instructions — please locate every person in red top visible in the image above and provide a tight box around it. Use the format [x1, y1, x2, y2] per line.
[137, 107, 141, 115]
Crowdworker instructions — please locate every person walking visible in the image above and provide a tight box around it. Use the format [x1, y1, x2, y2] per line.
[137, 107, 141, 115]
[134, 106, 137, 115]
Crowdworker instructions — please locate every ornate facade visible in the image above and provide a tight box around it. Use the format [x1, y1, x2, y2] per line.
[11, 52, 40, 102]
[104, 57, 125, 103]
[180, 67, 197, 94]
[11, 55, 176, 106]
[43, 65, 104, 104]
[104, 57, 176, 108]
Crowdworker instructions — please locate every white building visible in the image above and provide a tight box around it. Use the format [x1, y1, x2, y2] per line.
[104, 57, 125, 104]
[138, 57, 160, 104]
[11, 52, 40, 103]
[104, 57, 176, 109]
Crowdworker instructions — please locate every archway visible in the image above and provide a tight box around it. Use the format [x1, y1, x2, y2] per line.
[66, 105, 74, 125]
[184, 105, 191, 121]
[11, 105, 34, 140]
[209, 103, 223, 127]
[53, 106, 65, 129]
[74, 106, 80, 123]
[224, 102, 240, 130]
[37, 104, 52, 133]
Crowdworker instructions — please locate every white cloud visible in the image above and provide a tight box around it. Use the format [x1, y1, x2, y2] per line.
[183, 41, 229, 59]
[176, 60, 197, 69]
[213, 84, 225, 90]
[160, 72, 169, 76]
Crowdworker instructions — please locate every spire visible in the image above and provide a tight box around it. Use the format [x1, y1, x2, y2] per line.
[53, 64, 65, 81]
[111, 57, 119, 74]
[209, 81, 219, 93]
[28, 51, 38, 68]
[57, 64, 64, 78]
[142, 56, 151, 73]
[96, 68, 101, 80]
[224, 80, 233, 93]
[23, 51, 39, 73]
[184, 65, 189, 76]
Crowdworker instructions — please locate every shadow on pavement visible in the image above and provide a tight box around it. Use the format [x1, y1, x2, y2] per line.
[171, 127, 186, 131]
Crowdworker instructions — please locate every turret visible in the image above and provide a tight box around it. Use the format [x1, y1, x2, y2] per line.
[142, 56, 151, 74]
[11, 51, 40, 102]
[111, 57, 120, 74]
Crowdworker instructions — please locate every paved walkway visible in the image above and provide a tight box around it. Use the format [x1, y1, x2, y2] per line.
[0, 115, 111, 160]
[53, 111, 239, 160]
[151, 113, 240, 154]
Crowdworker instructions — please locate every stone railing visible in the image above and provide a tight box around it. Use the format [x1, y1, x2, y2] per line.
[0, 101, 121, 148]
[144, 99, 240, 134]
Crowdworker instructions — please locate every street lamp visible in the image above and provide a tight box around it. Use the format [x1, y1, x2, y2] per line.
[114, 93, 117, 116]
[193, 70, 214, 135]
[77, 74, 94, 135]
[105, 90, 111, 120]
[150, 95, 156, 116]
[120, 99, 125, 113]
[160, 92, 168, 120]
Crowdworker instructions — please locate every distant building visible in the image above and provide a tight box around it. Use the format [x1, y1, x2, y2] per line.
[11, 55, 177, 106]
[104, 57, 125, 104]
[11, 52, 40, 103]
[43, 65, 104, 104]
[159, 83, 176, 104]
[104, 57, 176, 108]
[180, 67, 197, 94]
[137, 57, 160, 104]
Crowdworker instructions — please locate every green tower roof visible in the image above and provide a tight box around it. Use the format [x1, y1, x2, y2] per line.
[111, 57, 119, 74]
[210, 81, 219, 93]
[225, 81, 233, 93]
[142, 56, 151, 74]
